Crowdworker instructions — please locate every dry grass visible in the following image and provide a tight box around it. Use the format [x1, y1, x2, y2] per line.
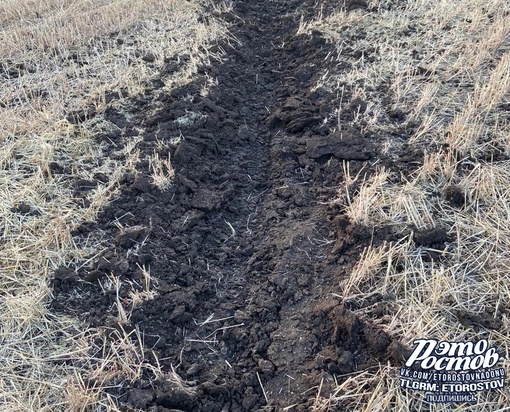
[300, 0, 510, 410]
[0, 0, 229, 410]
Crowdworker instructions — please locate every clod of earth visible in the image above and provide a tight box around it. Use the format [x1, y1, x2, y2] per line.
[444, 185, 467, 207]
[455, 310, 503, 331]
[306, 129, 374, 161]
[115, 226, 150, 249]
[413, 227, 450, 248]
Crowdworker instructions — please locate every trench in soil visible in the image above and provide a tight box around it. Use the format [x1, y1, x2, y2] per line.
[52, 1, 407, 410]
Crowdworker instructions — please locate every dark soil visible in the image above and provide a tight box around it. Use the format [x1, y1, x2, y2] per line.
[51, 1, 416, 410]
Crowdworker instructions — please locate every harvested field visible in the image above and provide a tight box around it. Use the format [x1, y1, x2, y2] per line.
[2, 0, 510, 411]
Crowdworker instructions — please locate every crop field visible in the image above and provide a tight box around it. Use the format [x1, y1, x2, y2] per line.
[1, 0, 510, 411]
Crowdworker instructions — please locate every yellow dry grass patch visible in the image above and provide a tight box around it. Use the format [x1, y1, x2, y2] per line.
[301, 0, 510, 410]
[0, 0, 229, 410]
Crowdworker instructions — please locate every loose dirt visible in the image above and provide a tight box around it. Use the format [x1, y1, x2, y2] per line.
[52, 1, 412, 410]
